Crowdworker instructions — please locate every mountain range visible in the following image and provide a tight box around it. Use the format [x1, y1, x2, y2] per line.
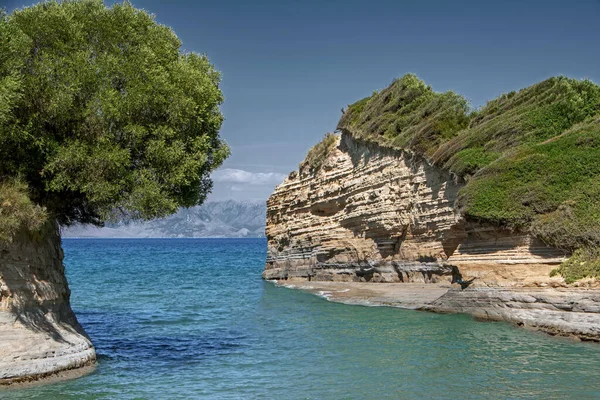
[61, 200, 267, 238]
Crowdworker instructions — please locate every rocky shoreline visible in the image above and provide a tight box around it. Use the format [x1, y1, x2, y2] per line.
[270, 279, 600, 341]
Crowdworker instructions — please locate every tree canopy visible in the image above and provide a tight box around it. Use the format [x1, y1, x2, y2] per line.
[0, 0, 229, 234]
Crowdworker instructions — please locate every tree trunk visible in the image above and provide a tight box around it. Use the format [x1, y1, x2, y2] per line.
[0, 220, 95, 385]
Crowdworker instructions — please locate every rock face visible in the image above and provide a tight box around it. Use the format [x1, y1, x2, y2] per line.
[264, 132, 600, 340]
[265, 132, 565, 285]
[0, 221, 95, 385]
[424, 288, 600, 341]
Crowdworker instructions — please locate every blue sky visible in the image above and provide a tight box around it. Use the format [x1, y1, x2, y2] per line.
[4, 0, 600, 202]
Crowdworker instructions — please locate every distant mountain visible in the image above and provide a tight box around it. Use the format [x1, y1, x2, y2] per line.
[62, 200, 267, 238]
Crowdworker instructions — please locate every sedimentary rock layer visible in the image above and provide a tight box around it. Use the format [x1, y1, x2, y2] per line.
[273, 281, 600, 341]
[265, 132, 565, 286]
[0, 222, 95, 385]
[425, 287, 600, 341]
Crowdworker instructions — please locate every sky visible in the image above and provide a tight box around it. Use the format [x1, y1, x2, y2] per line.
[3, 0, 600, 202]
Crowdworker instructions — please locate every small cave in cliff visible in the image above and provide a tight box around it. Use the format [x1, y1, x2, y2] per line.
[310, 199, 346, 217]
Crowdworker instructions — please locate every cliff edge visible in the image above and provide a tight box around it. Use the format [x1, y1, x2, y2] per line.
[0, 222, 95, 385]
[264, 75, 600, 340]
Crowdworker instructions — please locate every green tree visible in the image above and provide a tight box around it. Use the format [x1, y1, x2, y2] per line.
[0, 0, 229, 239]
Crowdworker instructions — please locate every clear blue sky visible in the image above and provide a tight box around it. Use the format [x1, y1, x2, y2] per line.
[4, 0, 600, 201]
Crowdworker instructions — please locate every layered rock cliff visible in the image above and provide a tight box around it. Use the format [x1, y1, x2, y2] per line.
[265, 132, 566, 286]
[0, 221, 95, 385]
[264, 125, 600, 340]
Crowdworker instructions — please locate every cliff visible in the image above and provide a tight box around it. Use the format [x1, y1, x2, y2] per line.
[0, 221, 95, 385]
[264, 76, 600, 340]
[265, 132, 566, 285]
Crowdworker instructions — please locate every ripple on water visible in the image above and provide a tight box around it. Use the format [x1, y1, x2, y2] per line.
[3, 238, 600, 400]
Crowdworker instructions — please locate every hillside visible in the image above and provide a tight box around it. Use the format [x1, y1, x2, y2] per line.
[336, 75, 600, 282]
[62, 200, 266, 238]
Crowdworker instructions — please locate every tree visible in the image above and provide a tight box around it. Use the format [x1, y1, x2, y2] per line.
[0, 0, 229, 239]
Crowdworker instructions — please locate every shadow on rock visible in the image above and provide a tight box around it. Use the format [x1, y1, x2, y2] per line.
[451, 265, 476, 290]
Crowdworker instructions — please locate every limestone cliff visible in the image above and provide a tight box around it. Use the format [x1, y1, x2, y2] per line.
[264, 132, 600, 340]
[0, 221, 95, 385]
[265, 132, 566, 286]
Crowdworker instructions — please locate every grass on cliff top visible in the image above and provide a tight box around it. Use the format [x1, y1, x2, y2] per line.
[0, 179, 47, 242]
[435, 77, 600, 177]
[299, 132, 338, 176]
[551, 247, 600, 284]
[337, 74, 471, 158]
[335, 74, 600, 281]
[340, 75, 600, 177]
[457, 119, 600, 249]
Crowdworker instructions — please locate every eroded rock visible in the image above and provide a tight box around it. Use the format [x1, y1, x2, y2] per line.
[0, 222, 95, 385]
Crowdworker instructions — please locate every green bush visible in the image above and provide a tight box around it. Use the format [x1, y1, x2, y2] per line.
[0, 180, 47, 242]
[551, 247, 600, 284]
[300, 133, 338, 175]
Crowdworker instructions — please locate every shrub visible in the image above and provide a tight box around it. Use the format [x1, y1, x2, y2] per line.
[299, 133, 338, 175]
[551, 247, 600, 284]
[0, 180, 47, 242]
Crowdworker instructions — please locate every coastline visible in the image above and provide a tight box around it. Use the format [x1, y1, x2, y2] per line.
[0, 362, 96, 389]
[270, 279, 600, 342]
[271, 280, 451, 309]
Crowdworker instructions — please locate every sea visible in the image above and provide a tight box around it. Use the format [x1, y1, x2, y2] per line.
[2, 238, 600, 399]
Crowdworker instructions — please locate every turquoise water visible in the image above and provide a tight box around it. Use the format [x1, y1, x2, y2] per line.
[2, 238, 600, 399]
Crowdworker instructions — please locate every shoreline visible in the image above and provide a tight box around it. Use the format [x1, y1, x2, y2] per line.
[0, 362, 96, 389]
[270, 279, 600, 342]
[271, 280, 451, 309]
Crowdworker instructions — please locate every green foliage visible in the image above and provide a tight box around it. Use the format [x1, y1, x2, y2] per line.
[436, 76, 600, 175]
[0, 180, 47, 242]
[447, 147, 500, 177]
[0, 0, 229, 231]
[550, 247, 600, 284]
[457, 120, 600, 249]
[300, 133, 338, 175]
[338, 74, 470, 158]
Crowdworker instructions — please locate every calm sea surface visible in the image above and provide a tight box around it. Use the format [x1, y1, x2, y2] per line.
[2, 238, 600, 399]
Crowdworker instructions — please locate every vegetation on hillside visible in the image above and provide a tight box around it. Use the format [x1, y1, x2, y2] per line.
[299, 133, 338, 175]
[338, 74, 470, 158]
[435, 77, 600, 177]
[550, 247, 600, 284]
[457, 119, 600, 247]
[0, 0, 229, 240]
[337, 74, 600, 282]
[0, 180, 46, 242]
